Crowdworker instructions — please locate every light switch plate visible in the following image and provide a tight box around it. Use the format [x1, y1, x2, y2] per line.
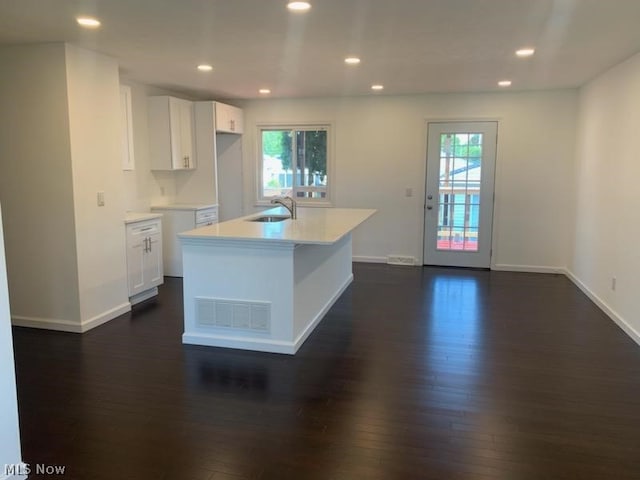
[97, 191, 105, 207]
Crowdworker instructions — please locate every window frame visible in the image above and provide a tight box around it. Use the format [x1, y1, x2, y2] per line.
[256, 123, 333, 207]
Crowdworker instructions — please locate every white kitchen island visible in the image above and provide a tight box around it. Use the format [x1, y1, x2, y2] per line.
[178, 207, 375, 354]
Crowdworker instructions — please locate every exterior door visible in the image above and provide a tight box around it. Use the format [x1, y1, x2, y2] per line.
[423, 122, 497, 268]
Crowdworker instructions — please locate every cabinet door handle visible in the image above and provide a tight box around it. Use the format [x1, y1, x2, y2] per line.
[230, 119, 235, 131]
[148, 237, 152, 252]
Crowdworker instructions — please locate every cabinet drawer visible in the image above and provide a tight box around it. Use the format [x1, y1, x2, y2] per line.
[196, 208, 218, 224]
[128, 220, 161, 237]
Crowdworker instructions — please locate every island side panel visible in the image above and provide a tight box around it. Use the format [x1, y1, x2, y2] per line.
[292, 233, 354, 351]
[181, 239, 296, 353]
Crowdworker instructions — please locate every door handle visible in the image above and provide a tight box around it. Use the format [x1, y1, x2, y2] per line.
[427, 205, 433, 210]
[427, 194, 433, 200]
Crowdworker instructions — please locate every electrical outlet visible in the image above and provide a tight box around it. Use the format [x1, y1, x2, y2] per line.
[405, 187, 413, 197]
[611, 277, 617, 291]
[97, 191, 105, 207]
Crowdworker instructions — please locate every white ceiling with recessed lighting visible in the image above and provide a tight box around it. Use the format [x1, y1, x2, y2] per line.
[1, 0, 639, 99]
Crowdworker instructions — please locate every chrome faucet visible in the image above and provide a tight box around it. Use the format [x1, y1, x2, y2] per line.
[270, 196, 297, 219]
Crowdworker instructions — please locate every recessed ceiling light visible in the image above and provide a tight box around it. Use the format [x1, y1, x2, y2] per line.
[371, 85, 384, 91]
[259, 88, 271, 94]
[345, 57, 361, 65]
[287, 1, 311, 11]
[498, 80, 512, 87]
[516, 48, 535, 57]
[76, 17, 101, 28]
[197, 64, 213, 72]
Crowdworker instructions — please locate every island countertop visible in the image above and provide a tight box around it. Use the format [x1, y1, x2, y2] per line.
[178, 207, 376, 245]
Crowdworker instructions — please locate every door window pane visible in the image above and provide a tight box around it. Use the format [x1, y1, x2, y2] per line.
[436, 132, 483, 252]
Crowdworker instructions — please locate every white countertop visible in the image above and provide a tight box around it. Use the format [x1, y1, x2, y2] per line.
[151, 203, 217, 211]
[178, 207, 376, 245]
[124, 212, 163, 224]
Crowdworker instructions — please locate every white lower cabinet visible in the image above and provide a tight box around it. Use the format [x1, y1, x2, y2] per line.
[150, 204, 218, 277]
[126, 216, 164, 304]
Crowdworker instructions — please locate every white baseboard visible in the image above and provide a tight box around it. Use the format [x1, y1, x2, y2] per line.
[565, 269, 640, 346]
[491, 264, 565, 274]
[293, 274, 353, 352]
[12, 302, 131, 333]
[491, 264, 639, 346]
[80, 302, 131, 332]
[12, 315, 83, 333]
[183, 332, 298, 354]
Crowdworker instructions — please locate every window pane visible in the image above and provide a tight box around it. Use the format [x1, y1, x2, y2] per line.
[259, 126, 329, 202]
[435, 131, 487, 253]
[261, 130, 293, 198]
[295, 130, 327, 188]
[440, 134, 453, 156]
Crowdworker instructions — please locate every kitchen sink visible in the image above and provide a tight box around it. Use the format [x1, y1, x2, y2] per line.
[248, 215, 290, 223]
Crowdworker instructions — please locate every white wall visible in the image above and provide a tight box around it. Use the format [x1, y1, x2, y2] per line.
[0, 43, 135, 331]
[65, 44, 130, 324]
[570, 52, 640, 343]
[0, 44, 81, 324]
[0, 205, 24, 478]
[240, 91, 578, 269]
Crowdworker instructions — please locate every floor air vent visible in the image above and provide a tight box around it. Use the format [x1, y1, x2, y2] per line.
[196, 297, 270, 333]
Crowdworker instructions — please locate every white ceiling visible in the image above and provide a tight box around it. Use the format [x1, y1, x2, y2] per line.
[1, 0, 640, 100]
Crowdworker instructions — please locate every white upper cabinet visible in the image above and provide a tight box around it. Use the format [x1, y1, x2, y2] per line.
[120, 85, 135, 170]
[148, 96, 196, 170]
[215, 102, 244, 134]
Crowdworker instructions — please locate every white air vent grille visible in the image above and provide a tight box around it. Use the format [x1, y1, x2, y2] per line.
[387, 255, 417, 266]
[196, 297, 271, 333]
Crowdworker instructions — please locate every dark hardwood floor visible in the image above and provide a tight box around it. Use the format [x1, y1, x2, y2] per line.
[12, 264, 640, 479]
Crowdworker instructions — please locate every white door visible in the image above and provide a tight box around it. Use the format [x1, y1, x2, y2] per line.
[423, 122, 497, 268]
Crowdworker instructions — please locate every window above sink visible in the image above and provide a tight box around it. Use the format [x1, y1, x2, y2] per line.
[257, 124, 333, 207]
